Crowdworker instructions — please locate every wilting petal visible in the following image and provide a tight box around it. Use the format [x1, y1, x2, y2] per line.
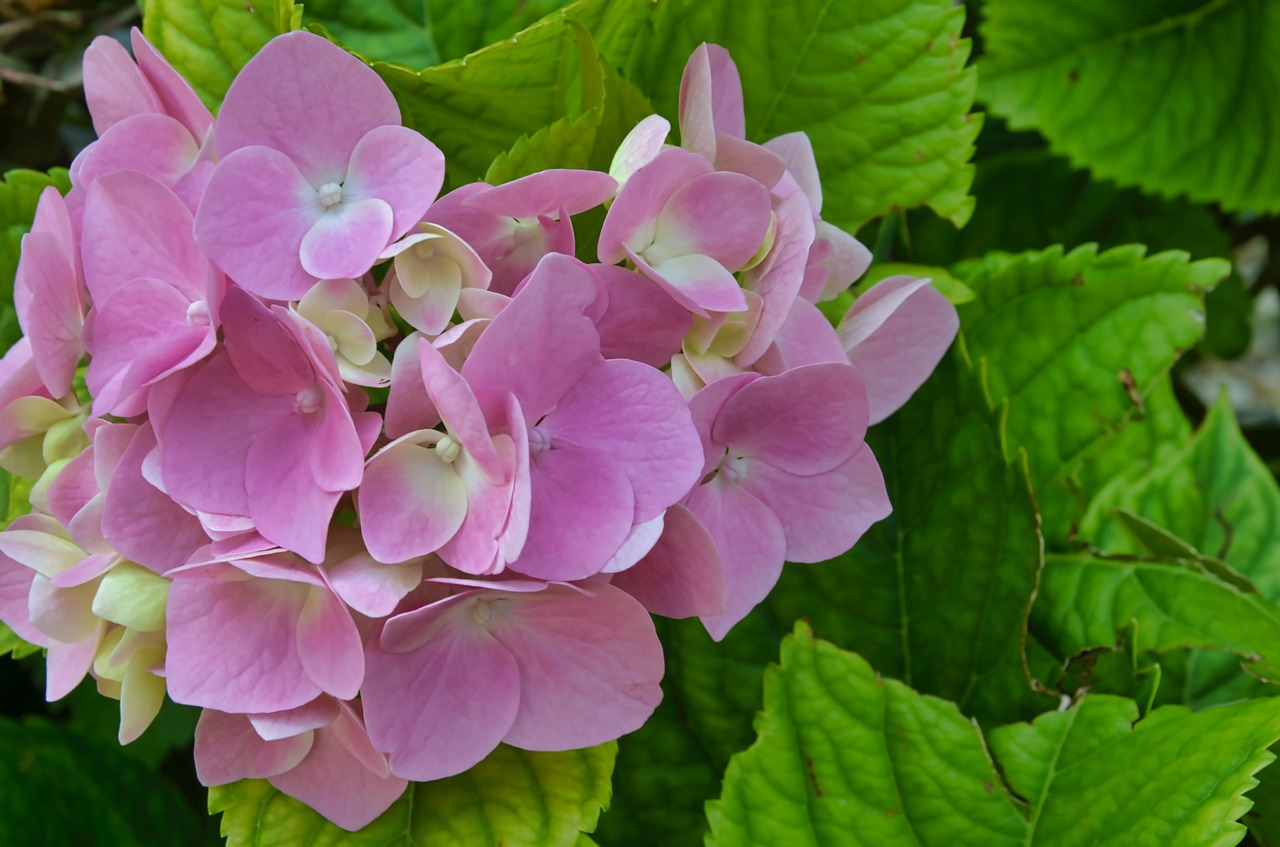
[713, 363, 868, 475]
[166, 568, 319, 713]
[612, 505, 726, 618]
[360, 439, 466, 564]
[543, 359, 701, 522]
[688, 477, 786, 641]
[742, 444, 891, 563]
[215, 31, 400, 180]
[364, 614, 520, 781]
[840, 276, 959, 424]
[194, 710, 314, 785]
[494, 584, 663, 750]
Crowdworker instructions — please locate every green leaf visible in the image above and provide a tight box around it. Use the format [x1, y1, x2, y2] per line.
[706, 627, 1280, 847]
[142, 0, 299, 111]
[211, 743, 616, 847]
[426, 0, 571, 63]
[572, 0, 980, 230]
[0, 167, 70, 354]
[375, 11, 602, 189]
[979, 0, 1280, 213]
[0, 716, 214, 846]
[0, 621, 38, 660]
[1032, 551, 1280, 681]
[988, 693, 1280, 847]
[300, 0, 436, 66]
[956, 244, 1227, 547]
[705, 623, 1028, 846]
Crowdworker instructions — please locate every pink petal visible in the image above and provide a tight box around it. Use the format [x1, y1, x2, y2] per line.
[713, 363, 869, 475]
[0, 548, 44, 646]
[679, 43, 745, 156]
[14, 233, 82, 397]
[344, 126, 444, 236]
[759, 298, 849, 373]
[82, 35, 162, 134]
[461, 253, 601, 423]
[46, 629, 100, 700]
[74, 113, 198, 196]
[418, 339, 503, 479]
[764, 131, 822, 212]
[735, 191, 815, 365]
[194, 710, 313, 785]
[609, 115, 670, 185]
[438, 441, 518, 575]
[324, 549, 422, 619]
[598, 148, 714, 264]
[510, 447, 633, 581]
[688, 477, 786, 641]
[249, 697, 341, 741]
[130, 28, 213, 140]
[589, 264, 690, 367]
[494, 584, 664, 750]
[363, 615, 520, 781]
[82, 170, 205, 303]
[630, 248, 747, 316]
[741, 443, 891, 563]
[713, 134, 787, 191]
[29, 575, 99, 642]
[215, 31, 400, 180]
[166, 567, 320, 713]
[359, 439, 466, 563]
[160, 355, 291, 517]
[612, 504, 726, 618]
[296, 586, 364, 700]
[687, 372, 757, 473]
[803, 221, 872, 303]
[654, 171, 772, 271]
[220, 287, 313, 396]
[193, 146, 321, 301]
[543, 359, 701, 522]
[384, 334, 438, 439]
[299, 198, 394, 281]
[269, 713, 406, 831]
[602, 514, 666, 574]
[45, 449, 98, 530]
[465, 170, 618, 217]
[840, 276, 959, 424]
[103, 423, 208, 573]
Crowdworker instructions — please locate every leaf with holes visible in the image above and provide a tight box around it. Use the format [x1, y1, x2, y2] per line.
[980, 0, 1280, 213]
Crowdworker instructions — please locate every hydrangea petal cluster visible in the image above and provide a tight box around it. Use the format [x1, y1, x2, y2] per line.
[0, 30, 958, 830]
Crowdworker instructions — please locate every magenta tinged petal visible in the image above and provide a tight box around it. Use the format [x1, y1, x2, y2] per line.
[194, 710, 313, 785]
[612, 504, 726, 618]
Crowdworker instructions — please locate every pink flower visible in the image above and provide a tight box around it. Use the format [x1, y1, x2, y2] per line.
[362, 579, 663, 781]
[685, 364, 891, 638]
[81, 171, 222, 416]
[194, 31, 445, 299]
[157, 287, 372, 562]
[82, 28, 212, 141]
[423, 169, 617, 295]
[14, 188, 84, 398]
[195, 700, 405, 831]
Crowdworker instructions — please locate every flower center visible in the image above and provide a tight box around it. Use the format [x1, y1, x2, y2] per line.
[719, 454, 749, 483]
[317, 182, 343, 208]
[294, 385, 324, 415]
[185, 299, 211, 326]
[471, 599, 495, 626]
[436, 434, 461, 464]
[528, 425, 552, 453]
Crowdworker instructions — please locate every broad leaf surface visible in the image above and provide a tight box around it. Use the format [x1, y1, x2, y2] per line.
[211, 743, 615, 847]
[142, 0, 298, 111]
[956, 244, 1226, 546]
[980, 0, 1280, 213]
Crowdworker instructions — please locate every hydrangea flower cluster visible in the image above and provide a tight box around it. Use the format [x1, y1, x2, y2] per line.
[0, 31, 957, 829]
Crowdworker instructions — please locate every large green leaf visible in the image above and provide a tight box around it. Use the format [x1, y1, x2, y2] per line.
[989, 694, 1280, 847]
[979, 0, 1280, 214]
[427, 0, 571, 63]
[706, 624, 1028, 846]
[300, 0, 436, 67]
[567, 0, 979, 231]
[956, 244, 1227, 547]
[705, 627, 1280, 846]
[374, 10, 602, 188]
[1033, 551, 1280, 681]
[142, 0, 299, 111]
[211, 743, 615, 847]
[0, 168, 71, 353]
[0, 716, 215, 846]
